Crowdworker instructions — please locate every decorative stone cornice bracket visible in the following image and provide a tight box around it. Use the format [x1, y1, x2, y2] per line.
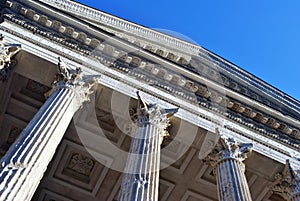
[0, 34, 21, 81]
[271, 160, 300, 200]
[204, 134, 253, 172]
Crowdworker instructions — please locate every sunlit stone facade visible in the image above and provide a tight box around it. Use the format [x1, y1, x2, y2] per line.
[0, 0, 299, 201]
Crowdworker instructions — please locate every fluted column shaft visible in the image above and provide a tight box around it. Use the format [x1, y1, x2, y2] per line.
[216, 157, 252, 201]
[118, 93, 177, 201]
[0, 58, 96, 201]
[119, 124, 161, 201]
[204, 136, 253, 201]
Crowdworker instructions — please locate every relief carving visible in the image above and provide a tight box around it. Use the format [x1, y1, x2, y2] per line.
[6, 0, 300, 147]
[66, 153, 95, 176]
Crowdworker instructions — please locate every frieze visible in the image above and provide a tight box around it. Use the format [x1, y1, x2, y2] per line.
[2, 1, 300, 150]
[98, 27, 192, 64]
[191, 58, 299, 120]
[47, 0, 298, 119]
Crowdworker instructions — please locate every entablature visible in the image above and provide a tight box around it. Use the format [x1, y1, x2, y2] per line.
[35, 0, 300, 122]
[3, 0, 300, 121]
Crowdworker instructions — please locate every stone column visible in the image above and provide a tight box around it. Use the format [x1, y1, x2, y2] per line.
[0, 58, 97, 201]
[118, 92, 177, 201]
[271, 160, 300, 201]
[0, 34, 21, 81]
[204, 135, 253, 201]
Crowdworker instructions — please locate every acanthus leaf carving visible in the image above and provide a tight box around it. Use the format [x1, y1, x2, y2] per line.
[0, 35, 21, 81]
[271, 160, 300, 200]
[203, 134, 253, 173]
[45, 57, 99, 108]
[136, 91, 178, 138]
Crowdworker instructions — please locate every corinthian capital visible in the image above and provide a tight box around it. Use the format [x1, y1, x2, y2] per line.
[135, 92, 178, 137]
[45, 57, 99, 107]
[272, 160, 300, 200]
[136, 92, 178, 126]
[0, 35, 21, 81]
[204, 135, 253, 170]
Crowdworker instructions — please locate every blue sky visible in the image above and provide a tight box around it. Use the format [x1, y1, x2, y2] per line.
[77, 0, 300, 101]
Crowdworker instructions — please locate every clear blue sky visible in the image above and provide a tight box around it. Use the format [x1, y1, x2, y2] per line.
[77, 0, 300, 101]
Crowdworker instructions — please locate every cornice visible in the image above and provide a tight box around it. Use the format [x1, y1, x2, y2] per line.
[5, 0, 299, 123]
[1, 1, 300, 150]
[38, 0, 201, 56]
[35, 0, 300, 119]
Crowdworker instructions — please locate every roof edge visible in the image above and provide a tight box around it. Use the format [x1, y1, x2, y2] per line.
[35, 0, 300, 112]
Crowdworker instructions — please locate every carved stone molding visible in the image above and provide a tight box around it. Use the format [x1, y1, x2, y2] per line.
[204, 135, 253, 172]
[40, 0, 200, 55]
[272, 160, 300, 200]
[25, 0, 300, 122]
[0, 34, 21, 81]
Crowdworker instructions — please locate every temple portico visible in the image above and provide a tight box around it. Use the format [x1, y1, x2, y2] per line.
[0, 0, 299, 201]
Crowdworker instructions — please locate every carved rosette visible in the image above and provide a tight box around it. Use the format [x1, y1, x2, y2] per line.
[272, 160, 300, 201]
[204, 135, 253, 172]
[46, 57, 98, 108]
[0, 35, 21, 81]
